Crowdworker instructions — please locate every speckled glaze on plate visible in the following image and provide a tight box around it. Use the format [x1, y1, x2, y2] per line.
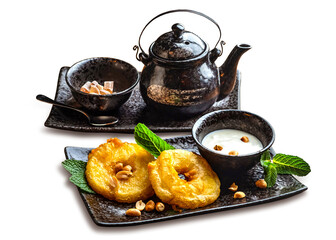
[44, 67, 240, 133]
[64, 135, 307, 227]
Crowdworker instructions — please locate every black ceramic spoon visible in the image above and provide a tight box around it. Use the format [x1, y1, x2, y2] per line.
[36, 94, 119, 127]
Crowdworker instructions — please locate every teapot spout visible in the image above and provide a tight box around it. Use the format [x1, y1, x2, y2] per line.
[217, 44, 251, 101]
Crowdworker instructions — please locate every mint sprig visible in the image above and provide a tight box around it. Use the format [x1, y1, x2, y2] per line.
[260, 151, 311, 188]
[62, 159, 95, 194]
[134, 123, 175, 157]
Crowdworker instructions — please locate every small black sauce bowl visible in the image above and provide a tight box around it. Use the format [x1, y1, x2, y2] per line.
[65, 57, 139, 113]
[192, 110, 275, 179]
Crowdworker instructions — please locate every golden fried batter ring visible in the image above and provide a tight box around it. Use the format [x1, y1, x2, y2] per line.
[148, 149, 220, 209]
[86, 138, 155, 203]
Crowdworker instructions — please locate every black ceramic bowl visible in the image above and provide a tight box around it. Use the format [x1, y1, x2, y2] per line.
[192, 110, 275, 178]
[65, 57, 139, 113]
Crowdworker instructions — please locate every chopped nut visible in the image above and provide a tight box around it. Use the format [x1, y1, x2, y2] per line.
[135, 200, 146, 211]
[109, 176, 119, 188]
[228, 182, 238, 192]
[145, 200, 155, 212]
[155, 202, 165, 212]
[214, 145, 223, 151]
[233, 191, 246, 199]
[123, 165, 132, 172]
[184, 169, 197, 180]
[114, 162, 124, 173]
[115, 170, 133, 180]
[255, 179, 267, 188]
[125, 208, 141, 217]
[228, 150, 239, 156]
[172, 205, 183, 213]
[241, 136, 249, 143]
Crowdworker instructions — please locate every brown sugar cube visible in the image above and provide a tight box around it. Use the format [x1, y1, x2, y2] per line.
[92, 80, 99, 85]
[89, 84, 100, 94]
[92, 81, 104, 91]
[80, 81, 92, 93]
[100, 89, 111, 95]
[104, 81, 114, 93]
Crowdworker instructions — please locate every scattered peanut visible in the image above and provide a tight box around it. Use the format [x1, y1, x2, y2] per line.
[241, 136, 249, 143]
[116, 170, 133, 180]
[135, 200, 146, 211]
[233, 191, 246, 199]
[228, 182, 238, 192]
[228, 150, 239, 156]
[155, 202, 165, 212]
[125, 208, 141, 217]
[114, 162, 124, 172]
[172, 205, 183, 213]
[145, 200, 155, 211]
[214, 145, 223, 151]
[255, 179, 267, 189]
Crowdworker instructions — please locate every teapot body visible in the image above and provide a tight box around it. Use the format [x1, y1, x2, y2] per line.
[135, 10, 251, 118]
[140, 57, 220, 118]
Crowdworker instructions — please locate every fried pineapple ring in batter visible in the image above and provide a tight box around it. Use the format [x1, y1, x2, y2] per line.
[86, 138, 155, 203]
[148, 149, 220, 209]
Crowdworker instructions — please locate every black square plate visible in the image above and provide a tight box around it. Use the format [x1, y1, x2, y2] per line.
[64, 135, 307, 226]
[44, 67, 241, 133]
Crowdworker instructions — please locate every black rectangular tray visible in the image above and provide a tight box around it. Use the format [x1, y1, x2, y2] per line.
[44, 67, 241, 133]
[64, 135, 307, 227]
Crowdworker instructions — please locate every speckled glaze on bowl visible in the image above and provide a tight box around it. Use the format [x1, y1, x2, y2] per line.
[192, 110, 275, 178]
[65, 57, 139, 113]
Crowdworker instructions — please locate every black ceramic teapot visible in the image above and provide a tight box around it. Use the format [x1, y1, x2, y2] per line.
[134, 9, 251, 118]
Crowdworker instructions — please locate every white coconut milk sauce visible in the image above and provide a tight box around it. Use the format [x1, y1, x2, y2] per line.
[202, 129, 263, 155]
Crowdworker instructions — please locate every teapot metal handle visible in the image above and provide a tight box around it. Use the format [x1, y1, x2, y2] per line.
[134, 9, 225, 61]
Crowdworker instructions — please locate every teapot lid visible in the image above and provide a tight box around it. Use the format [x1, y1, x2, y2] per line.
[150, 23, 207, 61]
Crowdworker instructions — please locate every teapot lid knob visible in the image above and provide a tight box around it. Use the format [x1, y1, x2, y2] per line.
[172, 23, 184, 38]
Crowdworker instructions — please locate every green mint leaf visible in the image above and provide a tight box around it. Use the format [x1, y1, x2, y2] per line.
[273, 154, 311, 176]
[260, 151, 277, 187]
[62, 159, 96, 194]
[62, 159, 87, 175]
[263, 161, 278, 188]
[134, 123, 175, 158]
[260, 150, 271, 167]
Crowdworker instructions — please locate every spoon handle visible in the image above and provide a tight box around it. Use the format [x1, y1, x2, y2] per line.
[36, 94, 88, 118]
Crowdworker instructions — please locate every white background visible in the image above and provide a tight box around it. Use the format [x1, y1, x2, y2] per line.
[1, 0, 335, 239]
